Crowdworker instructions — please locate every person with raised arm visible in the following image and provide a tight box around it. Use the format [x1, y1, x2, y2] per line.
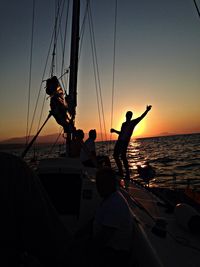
[111, 105, 152, 179]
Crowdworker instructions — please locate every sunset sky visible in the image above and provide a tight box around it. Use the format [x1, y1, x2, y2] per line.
[0, 0, 200, 142]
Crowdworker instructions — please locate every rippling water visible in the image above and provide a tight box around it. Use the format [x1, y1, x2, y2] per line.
[1, 133, 200, 190]
[122, 133, 200, 189]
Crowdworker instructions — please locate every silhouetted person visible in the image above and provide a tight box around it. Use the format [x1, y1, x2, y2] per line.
[93, 167, 133, 266]
[73, 167, 133, 267]
[80, 129, 98, 167]
[0, 152, 73, 267]
[80, 129, 111, 168]
[111, 105, 152, 179]
[70, 129, 85, 157]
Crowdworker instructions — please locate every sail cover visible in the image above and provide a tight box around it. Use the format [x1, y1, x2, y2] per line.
[46, 76, 73, 133]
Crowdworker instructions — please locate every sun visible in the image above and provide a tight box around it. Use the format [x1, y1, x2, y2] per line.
[133, 121, 146, 138]
[112, 111, 147, 139]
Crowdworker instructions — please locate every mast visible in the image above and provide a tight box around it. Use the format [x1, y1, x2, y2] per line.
[22, 0, 80, 158]
[66, 0, 80, 155]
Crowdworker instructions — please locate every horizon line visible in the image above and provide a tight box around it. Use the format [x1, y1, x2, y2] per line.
[0, 131, 199, 145]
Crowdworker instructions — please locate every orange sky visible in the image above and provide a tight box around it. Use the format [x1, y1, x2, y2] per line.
[0, 1, 200, 142]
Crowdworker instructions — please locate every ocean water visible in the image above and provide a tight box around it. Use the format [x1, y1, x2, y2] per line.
[126, 133, 200, 189]
[1, 133, 200, 190]
[98, 133, 200, 189]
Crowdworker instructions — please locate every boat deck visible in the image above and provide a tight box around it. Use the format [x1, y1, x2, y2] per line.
[125, 181, 200, 267]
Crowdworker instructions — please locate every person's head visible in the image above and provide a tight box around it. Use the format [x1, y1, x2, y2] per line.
[96, 167, 117, 198]
[126, 111, 133, 121]
[75, 129, 84, 140]
[89, 129, 96, 140]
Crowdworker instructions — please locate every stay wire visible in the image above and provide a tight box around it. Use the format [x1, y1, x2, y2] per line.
[88, 4, 108, 149]
[193, 0, 200, 19]
[48, 127, 64, 157]
[26, 0, 35, 145]
[51, 0, 63, 77]
[109, 0, 118, 152]
[27, 0, 68, 149]
[60, 0, 70, 88]
[52, 0, 70, 92]
[29, 22, 55, 137]
[79, 0, 90, 60]
[88, 7, 103, 144]
[36, 0, 64, 133]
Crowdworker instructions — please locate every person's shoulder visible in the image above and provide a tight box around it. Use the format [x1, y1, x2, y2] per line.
[121, 121, 128, 128]
[85, 138, 95, 148]
[87, 138, 94, 144]
[85, 138, 91, 144]
[131, 117, 140, 124]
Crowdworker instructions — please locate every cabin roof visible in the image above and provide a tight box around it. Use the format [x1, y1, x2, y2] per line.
[37, 157, 83, 174]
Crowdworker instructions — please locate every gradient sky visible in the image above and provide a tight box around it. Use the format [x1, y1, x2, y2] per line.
[0, 0, 200, 142]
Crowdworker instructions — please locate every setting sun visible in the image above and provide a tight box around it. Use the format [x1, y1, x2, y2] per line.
[111, 109, 149, 140]
[133, 121, 146, 138]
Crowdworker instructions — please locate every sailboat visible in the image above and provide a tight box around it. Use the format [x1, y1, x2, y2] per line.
[22, 0, 200, 266]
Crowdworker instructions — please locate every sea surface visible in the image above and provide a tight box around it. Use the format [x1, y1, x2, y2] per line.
[97, 133, 200, 190]
[127, 133, 200, 189]
[1, 133, 200, 190]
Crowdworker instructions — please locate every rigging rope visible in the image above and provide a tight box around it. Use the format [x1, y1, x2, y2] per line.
[88, 9, 103, 143]
[51, 0, 63, 76]
[110, 0, 118, 150]
[193, 0, 200, 19]
[25, 0, 71, 156]
[52, 0, 70, 98]
[26, 0, 117, 155]
[48, 127, 64, 157]
[28, 0, 69, 138]
[26, 0, 35, 145]
[31, 42, 52, 136]
[88, 3, 108, 147]
[79, 0, 90, 59]
[60, 0, 70, 87]
[27, 5, 57, 138]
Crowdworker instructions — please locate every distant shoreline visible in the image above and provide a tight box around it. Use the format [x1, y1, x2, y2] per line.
[136, 132, 200, 140]
[0, 132, 199, 147]
[0, 142, 60, 150]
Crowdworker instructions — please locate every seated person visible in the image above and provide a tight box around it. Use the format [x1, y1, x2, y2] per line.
[73, 167, 133, 267]
[92, 167, 133, 266]
[80, 129, 111, 168]
[80, 129, 98, 167]
[70, 129, 84, 157]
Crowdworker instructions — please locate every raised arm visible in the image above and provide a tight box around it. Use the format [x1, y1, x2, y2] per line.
[137, 105, 152, 121]
[110, 128, 120, 135]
